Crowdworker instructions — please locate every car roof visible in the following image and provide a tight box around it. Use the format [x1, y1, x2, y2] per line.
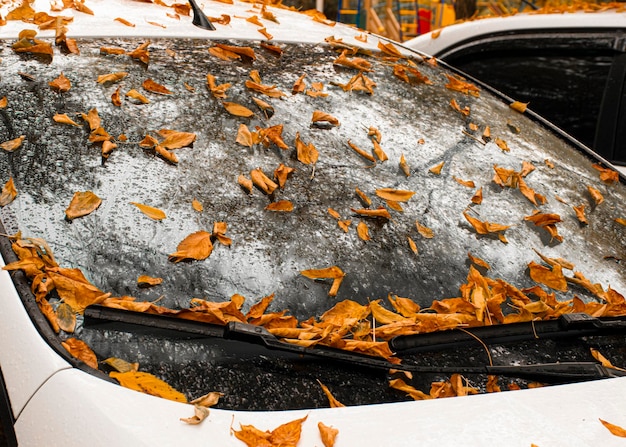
[405, 9, 626, 57]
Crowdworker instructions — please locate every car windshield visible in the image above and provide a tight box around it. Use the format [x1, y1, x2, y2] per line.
[1, 36, 625, 410]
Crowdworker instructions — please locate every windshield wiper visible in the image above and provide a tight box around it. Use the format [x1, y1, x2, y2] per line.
[390, 313, 626, 354]
[189, 0, 216, 30]
[83, 305, 626, 384]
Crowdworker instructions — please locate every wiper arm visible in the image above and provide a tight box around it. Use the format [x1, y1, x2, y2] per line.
[189, 0, 216, 31]
[390, 313, 626, 354]
[83, 305, 626, 384]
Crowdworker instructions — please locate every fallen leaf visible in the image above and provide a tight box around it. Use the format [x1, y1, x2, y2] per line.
[168, 231, 213, 263]
[468, 252, 490, 270]
[407, 236, 418, 254]
[97, 72, 128, 84]
[137, 275, 163, 288]
[399, 154, 411, 177]
[250, 168, 278, 194]
[528, 261, 567, 292]
[103, 357, 139, 373]
[110, 371, 187, 403]
[429, 161, 445, 175]
[238, 175, 253, 193]
[115, 17, 135, 27]
[463, 212, 509, 236]
[265, 200, 294, 212]
[1, 135, 25, 152]
[471, 187, 483, 204]
[375, 188, 415, 202]
[292, 73, 306, 94]
[56, 302, 76, 333]
[62, 338, 98, 369]
[191, 391, 224, 407]
[49, 72, 71, 92]
[223, 101, 254, 118]
[65, 191, 102, 220]
[510, 101, 528, 113]
[301, 266, 345, 297]
[599, 419, 626, 438]
[573, 204, 587, 225]
[347, 140, 375, 163]
[587, 185, 604, 206]
[142, 78, 172, 95]
[415, 220, 434, 238]
[295, 132, 319, 165]
[192, 199, 203, 212]
[0, 97, 6, 108]
[592, 164, 619, 184]
[53, 113, 80, 126]
[125, 89, 150, 104]
[445, 74, 480, 96]
[159, 130, 196, 149]
[355, 187, 372, 206]
[274, 164, 294, 189]
[351, 207, 391, 219]
[180, 405, 210, 425]
[233, 416, 307, 447]
[317, 380, 345, 407]
[0, 178, 17, 207]
[318, 422, 339, 447]
[312, 110, 340, 126]
[453, 176, 475, 188]
[357, 221, 370, 241]
[389, 378, 431, 400]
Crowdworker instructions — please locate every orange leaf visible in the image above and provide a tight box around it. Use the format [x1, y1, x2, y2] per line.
[295, 132, 319, 165]
[215, 43, 255, 60]
[137, 275, 163, 287]
[265, 200, 294, 212]
[599, 419, 626, 438]
[318, 422, 339, 447]
[97, 72, 128, 84]
[130, 202, 166, 220]
[223, 101, 254, 117]
[0, 177, 17, 207]
[528, 261, 567, 292]
[357, 221, 370, 241]
[312, 110, 340, 126]
[375, 188, 415, 202]
[463, 212, 509, 235]
[110, 371, 187, 403]
[125, 89, 150, 104]
[453, 176, 475, 188]
[236, 124, 255, 147]
[510, 101, 528, 113]
[62, 338, 98, 369]
[192, 199, 203, 212]
[573, 204, 587, 225]
[238, 175, 253, 194]
[399, 153, 410, 177]
[292, 73, 306, 94]
[317, 380, 345, 407]
[180, 405, 210, 425]
[445, 74, 480, 96]
[378, 40, 403, 58]
[250, 168, 278, 194]
[415, 220, 434, 238]
[53, 113, 80, 126]
[114, 17, 135, 27]
[1, 135, 25, 152]
[155, 145, 178, 164]
[407, 237, 418, 254]
[168, 231, 213, 263]
[159, 130, 196, 149]
[471, 187, 483, 204]
[355, 187, 372, 206]
[468, 252, 490, 270]
[351, 207, 391, 219]
[56, 302, 76, 333]
[49, 72, 71, 92]
[0, 97, 6, 108]
[142, 78, 172, 95]
[347, 140, 375, 163]
[274, 163, 294, 189]
[429, 161, 444, 175]
[587, 185, 604, 206]
[389, 378, 432, 400]
[592, 163, 620, 183]
[65, 191, 102, 220]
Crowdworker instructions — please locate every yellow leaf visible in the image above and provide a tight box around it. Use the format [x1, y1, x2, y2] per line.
[65, 191, 102, 220]
[168, 231, 213, 263]
[130, 202, 166, 220]
[110, 371, 187, 403]
[62, 338, 98, 369]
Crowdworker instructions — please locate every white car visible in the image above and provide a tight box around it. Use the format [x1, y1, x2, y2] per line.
[405, 10, 626, 167]
[1, 1, 626, 446]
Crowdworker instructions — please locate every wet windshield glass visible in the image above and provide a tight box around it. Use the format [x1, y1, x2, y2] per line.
[1, 37, 625, 410]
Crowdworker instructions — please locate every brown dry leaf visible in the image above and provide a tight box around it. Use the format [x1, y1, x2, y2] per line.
[351, 207, 391, 219]
[328, 208, 341, 220]
[357, 221, 370, 241]
[399, 154, 411, 177]
[97, 72, 128, 84]
[245, 79, 286, 99]
[258, 124, 288, 149]
[126, 89, 150, 104]
[1, 135, 25, 152]
[616, 218, 626, 226]
[206, 73, 231, 99]
[318, 422, 339, 447]
[192, 199, 203, 212]
[528, 261, 567, 292]
[312, 110, 340, 126]
[468, 252, 490, 270]
[573, 204, 588, 225]
[216, 43, 256, 60]
[159, 130, 196, 149]
[233, 416, 307, 447]
[143, 78, 172, 95]
[389, 378, 432, 400]
[236, 124, 255, 147]
[223, 101, 254, 118]
[445, 74, 480, 96]
[587, 185, 604, 206]
[375, 188, 415, 202]
[292, 73, 306, 94]
[333, 50, 372, 71]
[103, 357, 139, 373]
[599, 419, 626, 438]
[378, 40, 403, 58]
[0, 97, 6, 108]
[127, 41, 150, 65]
[49, 72, 71, 92]
[454, 176, 475, 188]
[274, 164, 294, 189]
[429, 161, 444, 175]
[65, 191, 102, 220]
[100, 46, 126, 55]
[295, 132, 319, 165]
[47, 267, 109, 313]
[208, 46, 240, 61]
[407, 236, 418, 254]
[252, 97, 274, 119]
[265, 200, 294, 212]
[317, 380, 345, 407]
[130, 202, 166, 220]
[415, 220, 434, 238]
[355, 187, 372, 207]
[115, 17, 135, 27]
[301, 266, 345, 297]
[471, 187, 483, 205]
[180, 405, 210, 425]
[590, 348, 626, 371]
[258, 28, 273, 40]
[338, 220, 351, 232]
[463, 211, 509, 235]
[0, 178, 17, 207]
[347, 140, 375, 163]
[212, 222, 232, 247]
[250, 168, 278, 194]
[372, 139, 388, 162]
[82, 108, 101, 131]
[238, 175, 253, 194]
[524, 212, 563, 243]
[494, 138, 509, 152]
[168, 231, 213, 263]
[137, 275, 163, 288]
[56, 302, 76, 333]
[592, 163, 620, 184]
[191, 391, 224, 407]
[62, 338, 98, 369]
[110, 371, 187, 403]
[510, 101, 528, 113]
[246, 15, 263, 26]
[53, 113, 79, 126]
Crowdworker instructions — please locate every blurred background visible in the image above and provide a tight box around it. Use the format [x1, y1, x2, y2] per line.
[281, 0, 625, 42]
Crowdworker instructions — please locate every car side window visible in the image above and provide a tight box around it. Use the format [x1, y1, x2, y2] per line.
[443, 33, 621, 155]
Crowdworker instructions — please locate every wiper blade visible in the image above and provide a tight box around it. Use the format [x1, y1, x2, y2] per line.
[83, 305, 626, 384]
[390, 313, 626, 354]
